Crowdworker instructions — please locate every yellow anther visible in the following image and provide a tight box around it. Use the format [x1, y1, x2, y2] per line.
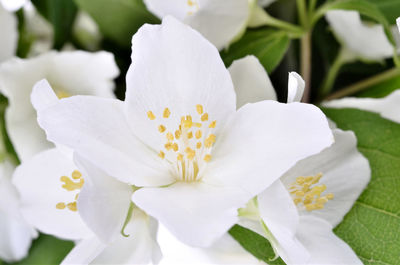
[311, 173, 323, 184]
[295, 191, 305, 197]
[75, 194, 79, 200]
[296, 176, 306, 184]
[305, 176, 314, 183]
[326, 193, 334, 200]
[175, 130, 181, 139]
[67, 202, 77, 212]
[158, 151, 165, 159]
[201, 113, 208, 122]
[158, 125, 166, 133]
[204, 134, 216, 148]
[163, 108, 171, 118]
[147, 111, 156, 120]
[187, 131, 193, 139]
[293, 198, 302, 205]
[166, 132, 174, 141]
[56, 202, 66, 209]
[177, 153, 183, 161]
[196, 142, 202, 149]
[165, 142, 173, 150]
[193, 122, 202, 128]
[172, 143, 179, 152]
[196, 104, 203, 115]
[185, 148, 196, 160]
[195, 130, 202, 139]
[204, 154, 212, 162]
[187, 0, 195, 6]
[56, 90, 71, 99]
[60, 176, 84, 191]
[209, 120, 216, 128]
[182, 116, 193, 128]
[71, 170, 82, 179]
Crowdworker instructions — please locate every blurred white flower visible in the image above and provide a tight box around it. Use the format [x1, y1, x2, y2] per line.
[33, 17, 333, 248]
[73, 11, 102, 51]
[0, 0, 27, 11]
[230, 57, 369, 264]
[0, 159, 37, 262]
[323, 90, 400, 123]
[325, 10, 399, 62]
[0, 50, 119, 162]
[0, 3, 17, 62]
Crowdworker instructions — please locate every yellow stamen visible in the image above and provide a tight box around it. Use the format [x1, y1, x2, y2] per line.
[175, 130, 182, 139]
[67, 202, 77, 212]
[71, 170, 82, 180]
[163, 108, 171, 118]
[158, 125, 166, 133]
[195, 130, 202, 139]
[196, 104, 203, 115]
[204, 154, 211, 162]
[196, 142, 202, 149]
[204, 134, 216, 148]
[147, 111, 156, 120]
[166, 132, 174, 141]
[209, 120, 216, 128]
[201, 113, 208, 122]
[159, 151, 165, 159]
[187, 131, 193, 139]
[56, 202, 66, 209]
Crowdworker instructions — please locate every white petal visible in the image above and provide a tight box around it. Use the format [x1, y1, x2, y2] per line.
[0, 51, 118, 161]
[74, 154, 132, 243]
[31, 79, 59, 111]
[0, 4, 17, 61]
[34, 93, 174, 187]
[63, 210, 161, 265]
[323, 90, 400, 123]
[0, 161, 36, 262]
[258, 181, 310, 264]
[281, 129, 371, 227]
[0, 0, 27, 11]
[325, 10, 394, 61]
[184, 0, 249, 50]
[12, 148, 92, 240]
[397, 17, 400, 34]
[158, 225, 264, 265]
[125, 16, 236, 152]
[297, 216, 362, 264]
[206, 101, 334, 197]
[144, 1, 249, 50]
[287, 72, 305, 103]
[132, 182, 250, 247]
[228, 55, 277, 109]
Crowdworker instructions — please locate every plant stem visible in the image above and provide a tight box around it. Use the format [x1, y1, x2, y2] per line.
[308, 0, 318, 15]
[263, 12, 304, 35]
[296, 0, 307, 27]
[325, 67, 400, 100]
[300, 32, 312, 102]
[320, 49, 346, 98]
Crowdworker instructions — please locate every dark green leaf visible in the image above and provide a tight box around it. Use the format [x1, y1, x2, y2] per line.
[5, 234, 74, 265]
[229, 225, 286, 265]
[356, 75, 400, 98]
[221, 28, 290, 73]
[31, 0, 78, 49]
[314, 0, 396, 45]
[364, 0, 400, 23]
[74, 0, 159, 47]
[323, 108, 400, 265]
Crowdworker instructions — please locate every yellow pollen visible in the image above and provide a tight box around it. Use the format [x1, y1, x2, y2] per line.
[204, 154, 212, 162]
[163, 108, 171, 118]
[56, 202, 66, 209]
[56, 90, 71, 99]
[67, 202, 77, 212]
[165, 142, 173, 150]
[187, 0, 195, 6]
[193, 122, 202, 128]
[209, 120, 217, 128]
[196, 104, 203, 114]
[147, 111, 156, 120]
[60, 175, 84, 191]
[195, 130, 202, 139]
[158, 125, 166, 133]
[182, 116, 193, 128]
[187, 131, 193, 139]
[71, 170, 82, 180]
[177, 153, 183, 161]
[290, 173, 334, 212]
[196, 142, 202, 149]
[172, 143, 179, 152]
[158, 151, 165, 159]
[166, 132, 174, 141]
[201, 113, 208, 122]
[175, 130, 181, 139]
[204, 134, 216, 148]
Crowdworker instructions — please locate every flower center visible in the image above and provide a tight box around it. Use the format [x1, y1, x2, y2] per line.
[55, 170, 84, 212]
[147, 104, 217, 182]
[289, 173, 334, 211]
[186, 0, 199, 15]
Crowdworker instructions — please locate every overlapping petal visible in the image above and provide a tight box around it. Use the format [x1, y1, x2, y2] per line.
[0, 3, 17, 62]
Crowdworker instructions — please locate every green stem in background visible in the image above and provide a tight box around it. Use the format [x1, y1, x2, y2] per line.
[392, 47, 400, 68]
[263, 12, 304, 35]
[319, 49, 347, 98]
[324, 67, 400, 100]
[300, 32, 312, 102]
[296, 0, 308, 27]
[308, 0, 318, 15]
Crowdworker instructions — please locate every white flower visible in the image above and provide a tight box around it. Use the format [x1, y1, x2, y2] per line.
[0, 50, 119, 162]
[0, 159, 37, 262]
[229, 57, 370, 264]
[323, 89, 400, 124]
[0, 0, 27, 11]
[325, 10, 398, 62]
[0, 3, 17, 62]
[11, 81, 161, 264]
[143, 0, 251, 50]
[33, 16, 333, 247]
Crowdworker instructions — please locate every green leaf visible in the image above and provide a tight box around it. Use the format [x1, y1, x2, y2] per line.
[323, 107, 400, 265]
[229, 225, 286, 265]
[31, 0, 78, 49]
[356, 75, 400, 98]
[74, 0, 159, 47]
[364, 0, 400, 23]
[314, 0, 396, 45]
[221, 28, 290, 73]
[5, 234, 74, 265]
